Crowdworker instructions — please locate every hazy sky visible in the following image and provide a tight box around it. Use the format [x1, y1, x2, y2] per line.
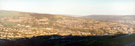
[0, 0, 135, 16]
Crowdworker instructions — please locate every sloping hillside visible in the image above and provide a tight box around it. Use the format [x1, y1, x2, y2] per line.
[82, 15, 135, 25]
[0, 11, 134, 39]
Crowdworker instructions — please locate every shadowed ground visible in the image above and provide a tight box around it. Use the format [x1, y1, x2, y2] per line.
[0, 34, 135, 46]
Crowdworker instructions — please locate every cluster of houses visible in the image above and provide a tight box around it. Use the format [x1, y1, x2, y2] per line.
[0, 15, 134, 39]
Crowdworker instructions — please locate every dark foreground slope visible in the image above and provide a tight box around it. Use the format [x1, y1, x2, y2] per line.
[0, 34, 135, 46]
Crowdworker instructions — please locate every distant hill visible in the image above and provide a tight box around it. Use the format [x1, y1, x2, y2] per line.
[0, 11, 134, 39]
[82, 15, 135, 26]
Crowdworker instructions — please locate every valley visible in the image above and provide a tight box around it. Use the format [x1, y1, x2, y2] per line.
[0, 11, 134, 39]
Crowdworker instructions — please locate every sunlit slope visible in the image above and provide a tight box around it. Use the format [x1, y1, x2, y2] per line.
[0, 10, 30, 17]
[0, 10, 134, 39]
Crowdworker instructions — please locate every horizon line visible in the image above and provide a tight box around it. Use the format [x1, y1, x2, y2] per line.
[0, 10, 135, 17]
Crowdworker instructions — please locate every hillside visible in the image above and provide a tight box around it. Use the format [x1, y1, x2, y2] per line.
[82, 15, 135, 25]
[0, 11, 134, 39]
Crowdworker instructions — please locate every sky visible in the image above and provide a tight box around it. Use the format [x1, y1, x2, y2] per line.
[0, 0, 135, 16]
